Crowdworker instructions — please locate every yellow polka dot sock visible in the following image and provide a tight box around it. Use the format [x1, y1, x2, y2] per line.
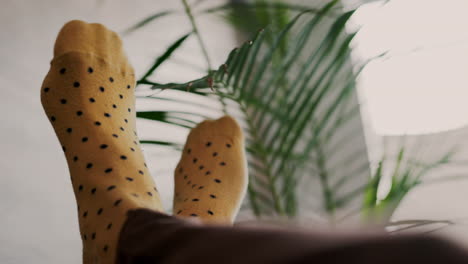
[173, 116, 248, 225]
[40, 20, 163, 264]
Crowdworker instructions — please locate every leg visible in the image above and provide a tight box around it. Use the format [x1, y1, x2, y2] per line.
[41, 20, 164, 263]
[173, 116, 248, 224]
[117, 209, 468, 264]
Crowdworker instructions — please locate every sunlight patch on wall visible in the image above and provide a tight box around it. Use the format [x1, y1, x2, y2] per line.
[349, 0, 468, 135]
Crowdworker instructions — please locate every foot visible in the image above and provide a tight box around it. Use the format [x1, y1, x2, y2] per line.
[41, 20, 163, 263]
[173, 116, 248, 225]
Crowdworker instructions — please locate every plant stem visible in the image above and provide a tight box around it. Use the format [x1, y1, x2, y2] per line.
[181, 0, 213, 71]
[315, 142, 335, 220]
[219, 95, 229, 115]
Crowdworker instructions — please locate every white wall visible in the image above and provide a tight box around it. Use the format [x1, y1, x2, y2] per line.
[349, 0, 468, 243]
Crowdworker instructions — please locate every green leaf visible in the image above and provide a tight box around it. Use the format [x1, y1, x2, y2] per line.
[137, 95, 222, 112]
[363, 160, 383, 210]
[138, 32, 192, 83]
[123, 11, 174, 35]
[140, 140, 183, 150]
[137, 110, 206, 129]
[388, 219, 454, 234]
[201, 2, 330, 16]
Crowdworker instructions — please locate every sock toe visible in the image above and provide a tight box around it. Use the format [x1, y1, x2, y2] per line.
[42, 20, 162, 264]
[173, 115, 248, 224]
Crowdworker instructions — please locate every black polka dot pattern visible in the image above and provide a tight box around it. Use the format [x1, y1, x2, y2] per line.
[173, 127, 244, 223]
[40, 32, 165, 262]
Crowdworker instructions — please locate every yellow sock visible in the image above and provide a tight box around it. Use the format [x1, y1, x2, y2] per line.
[173, 116, 248, 224]
[40, 20, 163, 263]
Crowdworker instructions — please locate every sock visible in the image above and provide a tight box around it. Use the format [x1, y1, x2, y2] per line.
[173, 116, 248, 224]
[40, 20, 163, 264]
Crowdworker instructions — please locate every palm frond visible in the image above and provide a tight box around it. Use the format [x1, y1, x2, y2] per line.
[137, 1, 373, 219]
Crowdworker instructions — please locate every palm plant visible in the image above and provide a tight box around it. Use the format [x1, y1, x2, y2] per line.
[126, 0, 456, 230]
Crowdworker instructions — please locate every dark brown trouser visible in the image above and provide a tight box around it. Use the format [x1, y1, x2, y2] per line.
[117, 209, 468, 264]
